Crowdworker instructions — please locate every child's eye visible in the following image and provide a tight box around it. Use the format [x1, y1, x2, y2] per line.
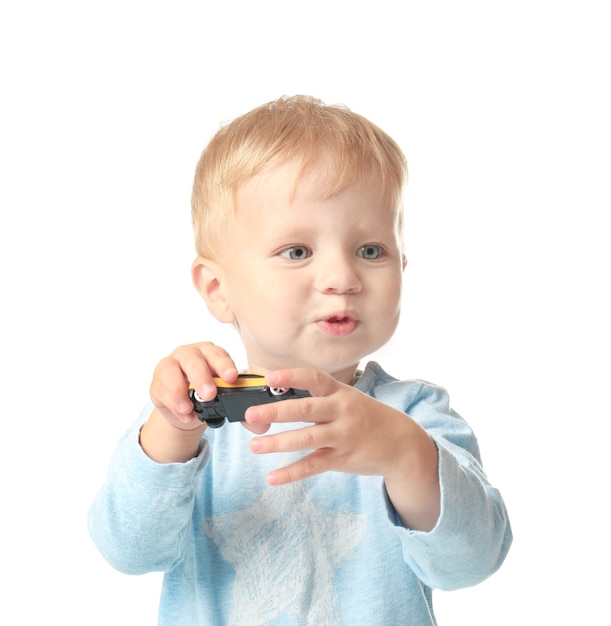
[279, 246, 312, 260]
[356, 244, 382, 260]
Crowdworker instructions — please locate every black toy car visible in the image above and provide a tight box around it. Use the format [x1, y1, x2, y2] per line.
[189, 374, 310, 428]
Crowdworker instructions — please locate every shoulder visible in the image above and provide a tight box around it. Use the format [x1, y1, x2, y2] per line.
[357, 361, 480, 459]
[356, 361, 449, 412]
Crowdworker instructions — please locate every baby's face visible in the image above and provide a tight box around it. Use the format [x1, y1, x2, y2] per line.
[214, 161, 405, 383]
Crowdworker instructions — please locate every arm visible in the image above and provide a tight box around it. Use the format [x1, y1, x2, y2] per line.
[245, 366, 512, 589]
[89, 342, 255, 573]
[139, 407, 206, 463]
[372, 374, 512, 589]
[87, 407, 209, 574]
[380, 411, 440, 532]
[246, 368, 440, 530]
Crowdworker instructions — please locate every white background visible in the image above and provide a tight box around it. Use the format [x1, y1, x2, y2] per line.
[1, 1, 609, 624]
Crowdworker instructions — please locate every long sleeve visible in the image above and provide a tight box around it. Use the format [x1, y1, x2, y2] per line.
[363, 365, 512, 590]
[88, 406, 209, 575]
[89, 363, 511, 625]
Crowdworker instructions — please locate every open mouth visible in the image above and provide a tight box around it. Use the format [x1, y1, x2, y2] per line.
[317, 314, 358, 336]
[329, 315, 352, 324]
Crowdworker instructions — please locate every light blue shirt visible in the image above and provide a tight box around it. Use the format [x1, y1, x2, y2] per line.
[89, 362, 511, 625]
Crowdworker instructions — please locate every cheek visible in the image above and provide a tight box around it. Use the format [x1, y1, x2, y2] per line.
[373, 274, 402, 304]
[229, 274, 295, 321]
[223, 274, 262, 318]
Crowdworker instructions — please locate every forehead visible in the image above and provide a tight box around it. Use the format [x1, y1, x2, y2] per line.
[236, 158, 388, 209]
[232, 160, 399, 244]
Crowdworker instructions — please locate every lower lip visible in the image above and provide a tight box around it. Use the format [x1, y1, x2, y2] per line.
[316, 317, 358, 336]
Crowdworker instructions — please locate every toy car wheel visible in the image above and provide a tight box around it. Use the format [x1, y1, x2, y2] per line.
[206, 417, 226, 428]
[269, 386, 289, 396]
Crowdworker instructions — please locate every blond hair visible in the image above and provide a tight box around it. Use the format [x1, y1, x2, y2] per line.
[191, 95, 407, 258]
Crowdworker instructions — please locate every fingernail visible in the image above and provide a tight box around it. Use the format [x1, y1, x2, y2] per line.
[250, 438, 262, 453]
[200, 383, 217, 399]
[223, 368, 238, 381]
[267, 472, 279, 486]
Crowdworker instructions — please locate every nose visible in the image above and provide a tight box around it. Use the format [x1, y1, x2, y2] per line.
[314, 254, 362, 295]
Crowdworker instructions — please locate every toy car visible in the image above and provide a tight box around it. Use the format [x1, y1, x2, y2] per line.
[189, 374, 310, 428]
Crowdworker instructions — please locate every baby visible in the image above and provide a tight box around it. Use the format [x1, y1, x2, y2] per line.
[89, 95, 512, 625]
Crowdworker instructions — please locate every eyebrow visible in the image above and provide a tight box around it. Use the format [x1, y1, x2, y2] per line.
[264, 224, 318, 241]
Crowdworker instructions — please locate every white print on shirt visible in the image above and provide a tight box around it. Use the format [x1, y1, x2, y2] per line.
[205, 478, 367, 626]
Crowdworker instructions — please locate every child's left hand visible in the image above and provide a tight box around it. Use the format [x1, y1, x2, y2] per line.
[246, 368, 402, 481]
[245, 368, 440, 530]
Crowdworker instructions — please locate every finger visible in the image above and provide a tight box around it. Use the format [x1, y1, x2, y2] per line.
[265, 368, 339, 399]
[245, 394, 325, 425]
[193, 342, 239, 382]
[151, 357, 198, 420]
[241, 421, 271, 436]
[177, 343, 238, 400]
[151, 345, 235, 420]
[266, 449, 335, 486]
[151, 405, 205, 431]
[249, 423, 329, 454]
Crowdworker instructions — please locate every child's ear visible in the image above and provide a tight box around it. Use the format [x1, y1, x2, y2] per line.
[192, 257, 236, 324]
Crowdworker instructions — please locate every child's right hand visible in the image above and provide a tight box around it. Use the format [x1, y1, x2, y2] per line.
[141, 342, 241, 463]
[142, 342, 271, 463]
[149, 342, 239, 430]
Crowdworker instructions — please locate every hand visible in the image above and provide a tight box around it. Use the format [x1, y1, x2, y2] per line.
[246, 368, 441, 530]
[150, 342, 239, 431]
[143, 342, 273, 464]
[148, 341, 270, 436]
[246, 368, 415, 483]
